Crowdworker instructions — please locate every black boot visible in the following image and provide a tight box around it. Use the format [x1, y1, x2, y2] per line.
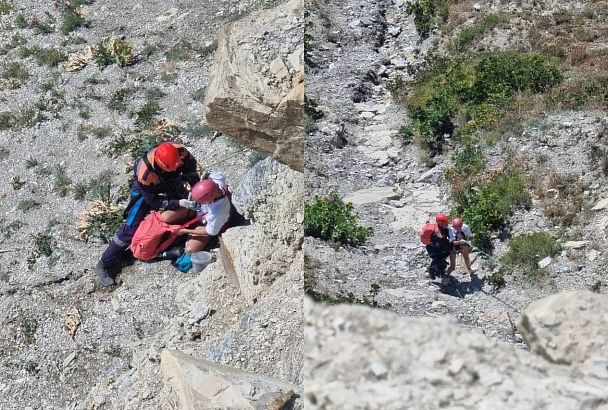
[95, 259, 115, 287]
[157, 246, 184, 260]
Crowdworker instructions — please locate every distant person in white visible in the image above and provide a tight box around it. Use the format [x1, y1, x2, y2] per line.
[447, 218, 477, 276]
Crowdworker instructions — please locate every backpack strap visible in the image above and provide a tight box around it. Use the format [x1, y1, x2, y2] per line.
[141, 153, 156, 182]
[176, 212, 206, 230]
[157, 212, 207, 254]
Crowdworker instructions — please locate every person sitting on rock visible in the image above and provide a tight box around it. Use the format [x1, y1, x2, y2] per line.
[448, 218, 477, 278]
[160, 172, 234, 257]
[425, 213, 453, 285]
[95, 141, 200, 288]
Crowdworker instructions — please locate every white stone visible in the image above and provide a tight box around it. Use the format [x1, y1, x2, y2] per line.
[587, 249, 600, 261]
[538, 256, 552, 269]
[344, 187, 401, 206]
[563, 241, 589, 249]
[591, 198, 608, 210]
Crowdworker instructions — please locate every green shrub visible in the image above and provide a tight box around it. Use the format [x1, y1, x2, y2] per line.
[34, 48, 67, 67]
[103, 133, 163, 159]
[455, 166, 530, 238]
[0, 0, 12, 14]
[486, 268, 506, 290]
[78, 201, 124, 243]
[135, 99, 160, 127]
[61, 6, 88, 35]
[21, 319, 38, 344]
[17, 199, 40, 212]
[1, 61, 29, 82]
[52, 165, 72, 197]
[451, 14, 508, 52]
[406, 53, 562, 153]
[502, 232, 561, 275]
[304, 193, 373, 245]
[396, 125, 414, 144]
[405, 0, 453, 36]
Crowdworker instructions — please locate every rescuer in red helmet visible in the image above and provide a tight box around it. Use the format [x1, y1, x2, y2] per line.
[95, 141, 200, 287]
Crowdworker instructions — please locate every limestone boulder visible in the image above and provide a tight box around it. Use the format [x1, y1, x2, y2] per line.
[222, 158, 303, 304]
[204, 0, 304, 172]
[161, 350, 302, 409]
[305, 298, 608, 409]
[518, 291, 608, 376]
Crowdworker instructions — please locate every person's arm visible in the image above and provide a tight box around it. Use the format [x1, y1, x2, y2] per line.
[178, 225, 208, 237]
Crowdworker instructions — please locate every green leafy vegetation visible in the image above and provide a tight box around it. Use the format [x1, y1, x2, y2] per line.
[486, 269, 506, 291]
[78, 201, 124, 243]
[103, 133, 163, 159]
[452, 166, 530, 252]
[92, 38, 134, 68]
[52, 165, 72, 197]
[406, 53, 562, 154]
[33, 48, 67, 67]
[108, 87, 134, 112]
[165, 39, 193, 61]
[61, 5, 88, 35]
[14, 13, 27, 28]
[304, 193, 373, 246]
[11, 176, 25, 190]
[405, 0, 453, 36]
[73, 172, 113, 202]
[21, 319, 38, 344]
[502, 232, 561, 277]
[451, 14, 508, 52]
[1, 61, 29, 82]
[0, 0, 11, 14]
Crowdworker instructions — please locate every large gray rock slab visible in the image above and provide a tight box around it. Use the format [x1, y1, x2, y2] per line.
[305, 298, 608, 410]
[222, 159, 303, 304]
[204, 0, 304, 172]
[518, 291, 608, 372]
[161, 350, 302, 409]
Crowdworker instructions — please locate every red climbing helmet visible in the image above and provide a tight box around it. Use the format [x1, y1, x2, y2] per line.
[453, 218, 463, 230]
[154, 142, 181, 172]
[436, 213, 449, 225]
[191, 179, 218, 203]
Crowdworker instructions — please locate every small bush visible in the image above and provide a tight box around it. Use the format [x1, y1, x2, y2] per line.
[24, 157, 39, 168]
[17, 199, 40, 212]
[103, 133, 163, 159]
[61, 6, 88, 35]
[14, 14, 27, 29]
[0, 0, 11, 14]
[405, 0, 453, 36]
[21, 319, 38, 344]
[454, 166, 530, 240]
[34, 48, 67, 67]
[1, 61, 29, 82]
[77, 200, 124, 243]
[11, 176, 25, 190]
[502, 232, 561, 276]
[74, 172, 112, 202]
[92, 38, 134, 68]
[52, 165, 72, 197]
[165, 40, 193, 61]
[108, 87, 134, 112]
[451, 14, 507, 52]
[33, 19, 55, 34]
[135, 99, 160, 128]
[396, 125, 414, 144]
[486, 268, 506, 290]
[304, 193, 373, 245]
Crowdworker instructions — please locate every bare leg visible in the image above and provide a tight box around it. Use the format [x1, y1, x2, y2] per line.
[447, 251, 456, 274]
[185, 234, 212, 254]
[160, 208, 193, 224]
[461, 245, 476, 273]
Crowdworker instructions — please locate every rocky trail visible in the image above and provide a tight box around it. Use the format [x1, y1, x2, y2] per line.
[305, 0, 608, 349]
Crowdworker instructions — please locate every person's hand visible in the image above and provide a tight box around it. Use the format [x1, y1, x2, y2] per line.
[178, 228, 188, 236]
[179, 199, 198, 210]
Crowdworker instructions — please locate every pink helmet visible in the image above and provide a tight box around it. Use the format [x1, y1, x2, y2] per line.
[191, 179, 218, 203]
[453, 218, 463, 230]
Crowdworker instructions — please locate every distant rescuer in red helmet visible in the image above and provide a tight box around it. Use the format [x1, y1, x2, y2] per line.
[421, 213, 453, 285]
[95, 141, 200, 287]
[160, 172, 233, 255]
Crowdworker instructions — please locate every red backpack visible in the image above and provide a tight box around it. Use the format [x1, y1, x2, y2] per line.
[420, 222, 438, 245]
[131, 212, 203, 261]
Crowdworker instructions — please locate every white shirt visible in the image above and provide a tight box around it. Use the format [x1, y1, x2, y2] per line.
[196, 172, 231, 236]
[448, 224, 473, 242]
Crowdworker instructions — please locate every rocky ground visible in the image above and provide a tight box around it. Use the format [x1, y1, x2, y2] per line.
[304, 0, 608, 349]
[0, 0, 303, 408]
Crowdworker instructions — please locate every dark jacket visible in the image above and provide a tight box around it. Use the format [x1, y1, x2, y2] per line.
[131, 143, 200, 210]
[431, 226, 452, 254]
